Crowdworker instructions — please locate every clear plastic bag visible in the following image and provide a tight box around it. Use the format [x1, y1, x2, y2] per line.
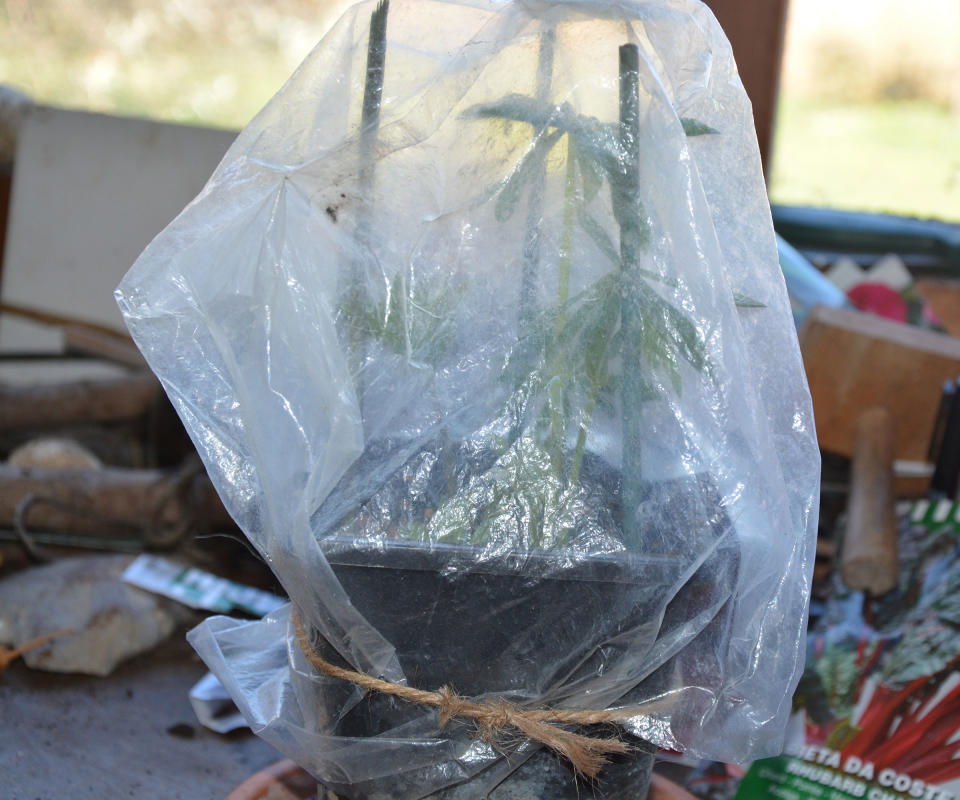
[116, 0, 820, 795]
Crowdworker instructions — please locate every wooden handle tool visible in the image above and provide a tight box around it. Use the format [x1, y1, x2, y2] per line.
[841, 406, 899, 595]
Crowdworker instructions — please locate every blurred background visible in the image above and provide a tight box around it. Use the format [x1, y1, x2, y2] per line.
[773, 0, 960, 222]
[1, 0, 958, 221]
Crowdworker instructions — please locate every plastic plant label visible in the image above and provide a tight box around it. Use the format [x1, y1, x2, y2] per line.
[189, 670, 248, 734]
[123, 554, 284, 617]
[125, 556, 283, 733]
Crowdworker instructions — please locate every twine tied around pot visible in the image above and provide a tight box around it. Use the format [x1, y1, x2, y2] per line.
[291, 610, 636, 778]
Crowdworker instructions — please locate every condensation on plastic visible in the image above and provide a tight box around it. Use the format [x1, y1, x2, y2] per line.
[116, 0, 820, 794]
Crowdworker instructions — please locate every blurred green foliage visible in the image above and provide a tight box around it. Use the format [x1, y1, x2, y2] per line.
[1, 0, 957, 221]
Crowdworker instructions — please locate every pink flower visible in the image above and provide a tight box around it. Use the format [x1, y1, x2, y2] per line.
[847, 282, 908, 323]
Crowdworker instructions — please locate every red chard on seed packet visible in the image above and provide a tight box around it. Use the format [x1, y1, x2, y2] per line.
[729, 499, 960, 800]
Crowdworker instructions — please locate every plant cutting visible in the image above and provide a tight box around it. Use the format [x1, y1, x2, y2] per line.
[116, 0, 820, 798]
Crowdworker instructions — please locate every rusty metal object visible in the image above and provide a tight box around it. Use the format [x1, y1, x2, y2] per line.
[0, 461, 232, 557]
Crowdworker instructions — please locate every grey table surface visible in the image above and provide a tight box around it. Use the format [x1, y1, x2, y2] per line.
[0, 629, 280, 800]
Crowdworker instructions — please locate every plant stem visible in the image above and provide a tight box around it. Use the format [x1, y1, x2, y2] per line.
[518, 27, 556, 332]
[617, 43, 645, 550]
[569, 372, 602, 485]
[545, 374, 565, 472]
[556, 138, 576, 334]
[545, 143, 578, 473]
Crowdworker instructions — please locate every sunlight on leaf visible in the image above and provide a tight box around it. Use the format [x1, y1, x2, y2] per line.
[681, 117, 719, 136]
[733, 292, 766, 308]
[494, 128, 564, 222]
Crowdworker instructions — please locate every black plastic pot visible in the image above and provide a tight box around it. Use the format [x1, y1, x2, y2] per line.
[310, 469, 738, 799]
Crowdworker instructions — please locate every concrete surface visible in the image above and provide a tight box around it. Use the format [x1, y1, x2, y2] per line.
[0, 629, 280, 799]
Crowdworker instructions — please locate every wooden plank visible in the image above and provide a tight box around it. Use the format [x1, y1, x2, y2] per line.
[0, 106, 234, 358]
[63, 325, 146, 368]
[800, 305, 960, 460]
[0, 372, 159, 431]
[842, 407, 898, 594]
[703, 0, 788, 176]
[0, 463, 232, 539]
[916, 279, 960, 339]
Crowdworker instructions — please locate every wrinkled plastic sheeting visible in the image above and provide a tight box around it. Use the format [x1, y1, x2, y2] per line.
[117, 0, 820, 792]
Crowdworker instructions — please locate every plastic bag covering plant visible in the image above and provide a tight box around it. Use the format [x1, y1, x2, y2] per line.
[116, 0, 820, 794]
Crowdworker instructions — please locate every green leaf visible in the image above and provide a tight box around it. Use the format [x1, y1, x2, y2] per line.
[364, 271, 464, 367]
[571, 136, 603, 203]
[494, 128, 564, 222]
[681, 117, 719, 136]
[469, 95, 624, 177]
[576, 209, 680, 290]
[665, 353, 683, 395]
[577, 209, 620, 266]
[632, 280, 711, 377]
[595, 375, 621, 418]
[734, 292, 766, 308]
[555, 274, 618, 346]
